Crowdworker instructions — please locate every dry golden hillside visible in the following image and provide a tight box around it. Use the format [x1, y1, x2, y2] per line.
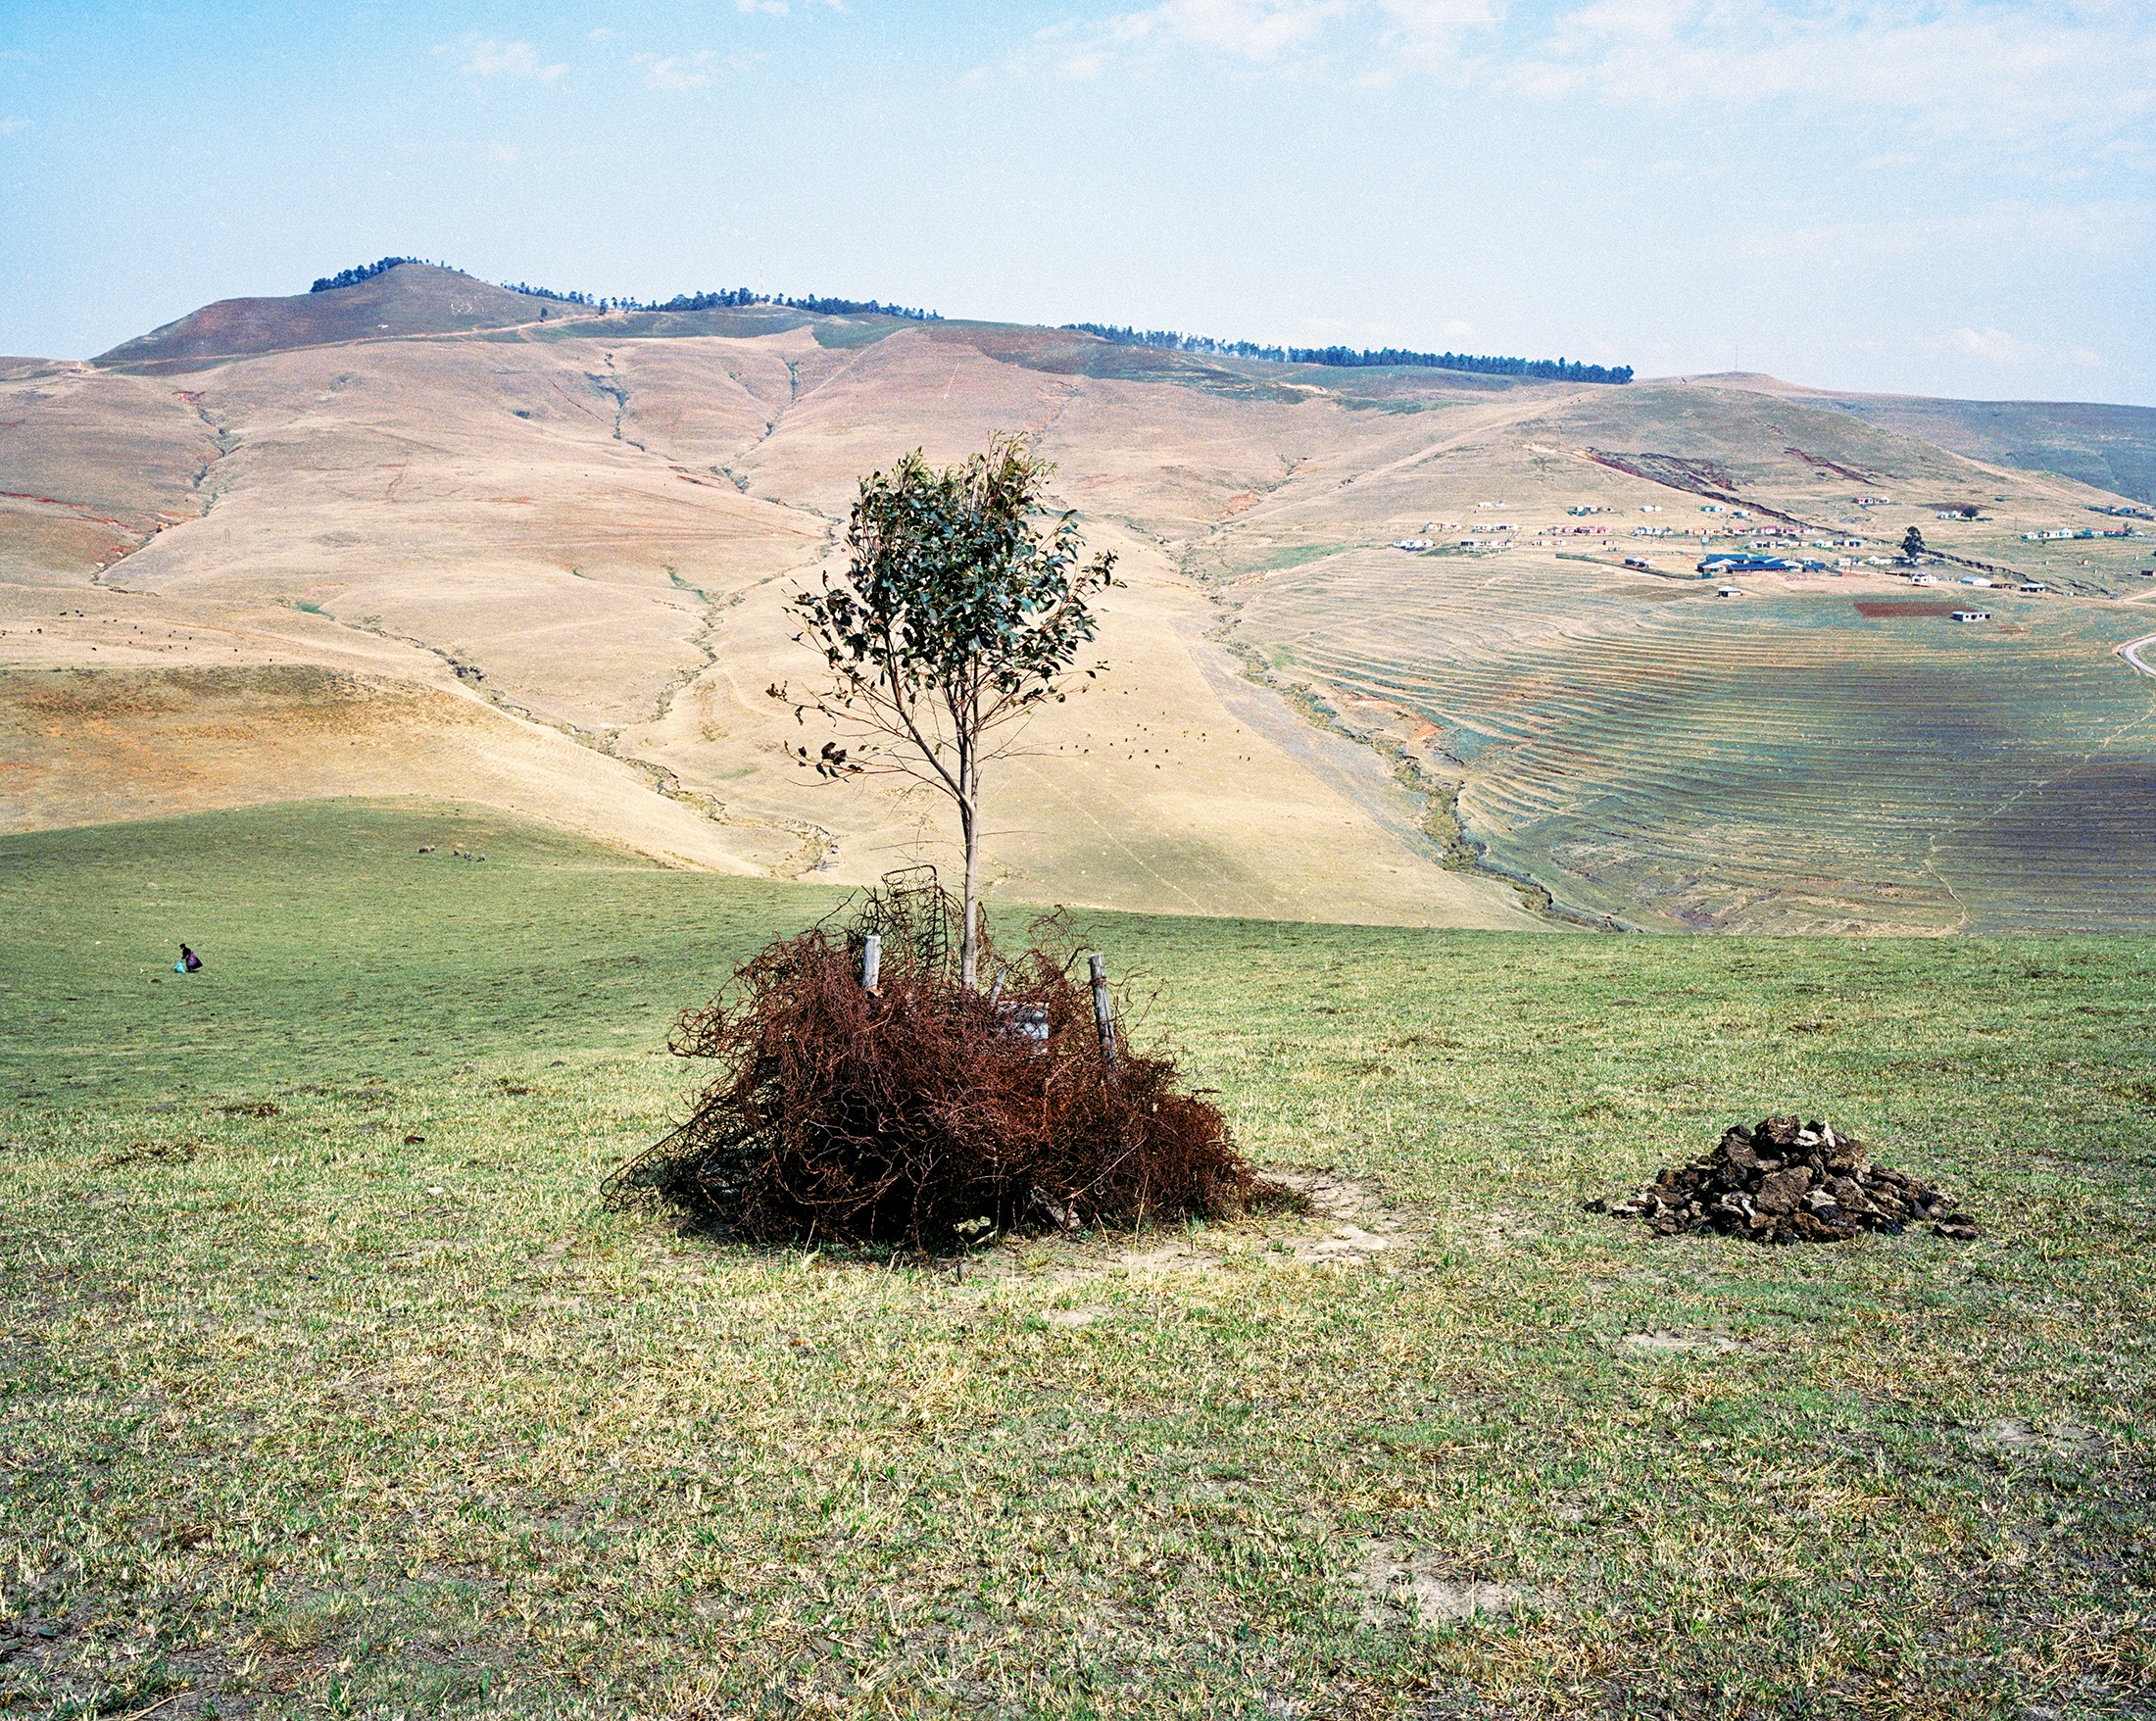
[6, 266, 2153, 931]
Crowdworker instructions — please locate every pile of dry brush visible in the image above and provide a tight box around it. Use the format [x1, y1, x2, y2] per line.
[605, 874, 1289, 1247]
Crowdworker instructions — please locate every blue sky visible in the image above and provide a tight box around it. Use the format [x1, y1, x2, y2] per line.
[2, 1, 2150, 403]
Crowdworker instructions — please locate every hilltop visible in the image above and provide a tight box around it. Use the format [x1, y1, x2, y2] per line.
[4, 265, 2152, 932]
[92, 265, 549, 371]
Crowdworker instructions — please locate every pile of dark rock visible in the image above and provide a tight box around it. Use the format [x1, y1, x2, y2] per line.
[1588, 1116, 1979, 1245]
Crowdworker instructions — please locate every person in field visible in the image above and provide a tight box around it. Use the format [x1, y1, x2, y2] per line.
[176, 944, 202, 973]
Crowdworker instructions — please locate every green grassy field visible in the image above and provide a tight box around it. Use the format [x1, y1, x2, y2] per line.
[2, 803, 2152, 1719]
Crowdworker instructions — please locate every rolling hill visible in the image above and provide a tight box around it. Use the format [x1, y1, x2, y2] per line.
[90, 264, 568, 371]
[4, 263, 2152, 932]
[1706, 373, 2156, 507]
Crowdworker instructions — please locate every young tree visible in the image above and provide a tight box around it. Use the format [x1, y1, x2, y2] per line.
[773, 435, 1117, 986]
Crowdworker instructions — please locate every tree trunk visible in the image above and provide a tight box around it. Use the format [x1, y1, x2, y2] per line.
[958, 757, 980, 990]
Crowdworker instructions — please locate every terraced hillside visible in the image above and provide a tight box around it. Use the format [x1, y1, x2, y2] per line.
[1199, 381, 2156, 932]
[1231, 555, 2156, 931]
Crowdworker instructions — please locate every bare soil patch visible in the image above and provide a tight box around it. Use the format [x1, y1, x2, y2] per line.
[1619, 1328, 1740, 1353]
[1974, 1417, 2108, 1458]
[1853, 599, 1966, 618]
[1358, 1543, 1547, 1630]
[950, 1166, 1424, 1288]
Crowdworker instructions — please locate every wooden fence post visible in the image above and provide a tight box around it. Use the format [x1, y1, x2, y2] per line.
[1088, 953, 1118, 1074]
[860, 934, 881, 994]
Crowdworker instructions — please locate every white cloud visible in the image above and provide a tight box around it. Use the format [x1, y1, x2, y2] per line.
[1018, 0, 2149, 158]
[588, 27, 620, 42]
[1507, 1, 2155, 148]
[635, 49, 760, 90]
[2092, 133, 2156, 173]
[957, 54, 1030, 88]
[1951, 325, 2036, 365]
[1023, 0, 1498, 79]
[1947, 326, 2101, 369]
[1113, 0, 1351, 63]
[1758, 199, 2156, 266]
[0, 118, 29, 137]
[1078, 0, 1500, 63]
[440, 35, 567, 82]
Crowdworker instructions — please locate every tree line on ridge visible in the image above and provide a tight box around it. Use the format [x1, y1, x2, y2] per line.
[303, 259, 1628, 381]
[1062, 322, 1633, 384]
